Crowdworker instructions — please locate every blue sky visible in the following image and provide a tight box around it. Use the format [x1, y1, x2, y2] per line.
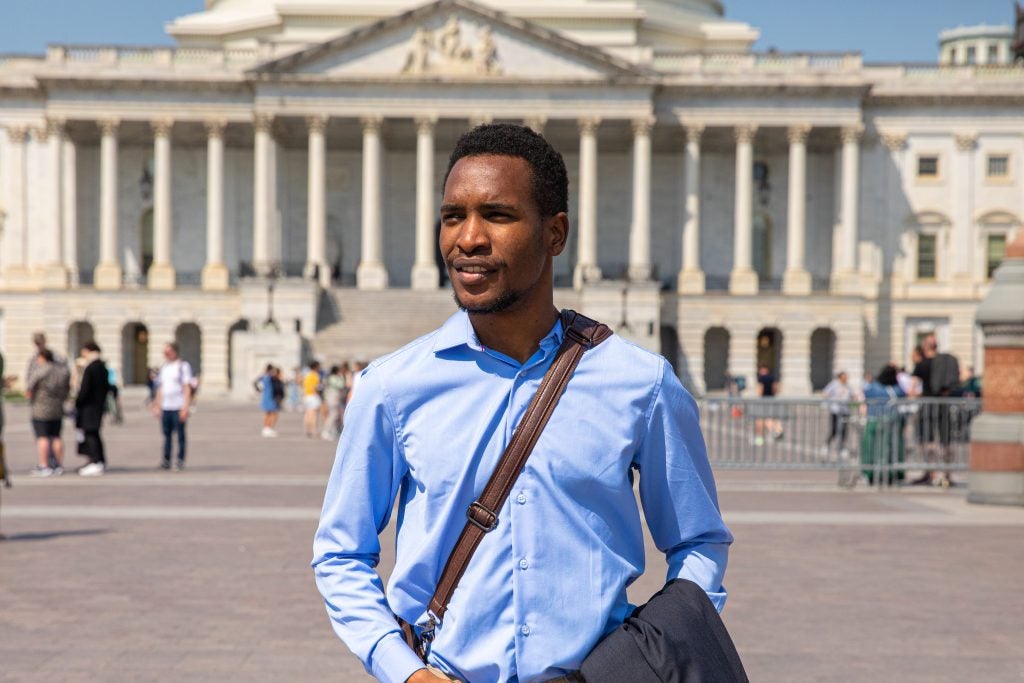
[0, 0, 1016, 63]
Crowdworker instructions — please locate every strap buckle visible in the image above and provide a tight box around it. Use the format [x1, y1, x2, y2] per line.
[466, 501, 499, 532]
[565, 325, 595, 348]
[417, 613, 438, 660]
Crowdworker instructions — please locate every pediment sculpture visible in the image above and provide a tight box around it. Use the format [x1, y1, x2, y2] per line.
[402, 16, 502, 76]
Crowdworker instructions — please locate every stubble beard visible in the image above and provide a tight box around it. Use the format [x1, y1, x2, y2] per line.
[452, 286, 525, 315]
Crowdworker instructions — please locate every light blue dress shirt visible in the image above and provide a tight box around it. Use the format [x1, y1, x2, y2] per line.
[313, 311, 732, 683]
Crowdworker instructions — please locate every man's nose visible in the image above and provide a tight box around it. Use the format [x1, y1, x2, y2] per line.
[456, 213, 489, 254]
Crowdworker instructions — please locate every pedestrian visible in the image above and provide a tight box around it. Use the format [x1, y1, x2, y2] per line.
[152, 342, 194, 471]
[302, 361, 323, 438]
[911, 334, 959, 487]
[313, 124, 741, 683]
[753, 363, 783, 445]
[860, 364, 907, 485]
[822, 371, 853, 452]
[287, 366, 302, 412]
[255, 363, 280, 438]
[106, 363, 124, 424]
[320, 365, 346, 441]
[26, 349, 71, 477]
[0, 349, 13, 539]
[75, 342, 111, 476]
[25, 332, 64, 469]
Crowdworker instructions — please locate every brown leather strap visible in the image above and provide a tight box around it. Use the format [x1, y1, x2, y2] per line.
[427, 309, 612, 621]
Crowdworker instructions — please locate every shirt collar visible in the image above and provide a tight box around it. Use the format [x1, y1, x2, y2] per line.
[432, 310, 565, 356]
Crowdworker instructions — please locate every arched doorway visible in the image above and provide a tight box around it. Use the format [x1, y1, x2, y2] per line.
[810, 328, 837, 391]
[67, 321, 95, 359]
[756, 327, 783, 379]
[703, 327, 731, 391]
[175, 323, 202, 377]
[121, 322, 149, 385]
[226, 319, 250, 389]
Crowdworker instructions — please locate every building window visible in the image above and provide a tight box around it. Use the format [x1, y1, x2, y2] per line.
[988, 44, 999, 64]
[986, 154, 1010, 179]
[965, 46, 977, 64]
[986, 234, 1007, 279]
[917, 234, 937, 280]
[917, 155, 940, 179]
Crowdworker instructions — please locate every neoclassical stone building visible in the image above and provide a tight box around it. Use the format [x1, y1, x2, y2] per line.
[0, 0, 1021, 395]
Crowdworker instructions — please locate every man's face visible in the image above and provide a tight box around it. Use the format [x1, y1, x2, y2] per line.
[440, 155, 566, 315]
[164, 345, 177, 361]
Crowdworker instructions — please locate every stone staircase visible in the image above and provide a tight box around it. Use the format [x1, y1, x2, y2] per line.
[312, 287, 583, 364]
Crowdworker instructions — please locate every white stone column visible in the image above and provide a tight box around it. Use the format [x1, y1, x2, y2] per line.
[628, 117, 653, 282]
[148, 118, 175, 289]
[880, 132, 907, 290]
[38, 120, 68, 288]
[202, 119, 229, 291]
[357, 116, 388, 290]
[832, 124, 863, 294]
[730, 124, 759, 295]
[783, 124, 812, 295]
[252, 114, 274, 276]
[305, 115, 330, 288]
[2, 126, 29, 286]
[411, 116, 440, 290]
[94, 118, 122, 290]
[679, 123, 705, 294]
[574, 117, 602, 289]
[952, 132, 977, 293]
[61, 125, 79, 287]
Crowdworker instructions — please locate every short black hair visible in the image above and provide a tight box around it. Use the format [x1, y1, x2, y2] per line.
[444, 123, 568, 218]
[82, 341, 101, 354]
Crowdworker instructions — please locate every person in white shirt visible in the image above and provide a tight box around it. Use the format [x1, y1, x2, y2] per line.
[151, 342, 193, 471]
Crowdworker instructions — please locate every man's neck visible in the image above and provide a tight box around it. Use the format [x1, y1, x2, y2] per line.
[469, 303, 560, 365]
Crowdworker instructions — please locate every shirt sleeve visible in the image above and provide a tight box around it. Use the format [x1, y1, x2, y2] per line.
[634, 360, 733, 612]
[311, 367, 424, 683]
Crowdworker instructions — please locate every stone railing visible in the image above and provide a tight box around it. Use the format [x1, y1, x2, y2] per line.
[865, 63, 1024, 81]
[42, 45, 261, 70]
[654, 51, 863, 74]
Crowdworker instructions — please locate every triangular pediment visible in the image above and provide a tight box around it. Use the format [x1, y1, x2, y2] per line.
[250, 0, 645, 82]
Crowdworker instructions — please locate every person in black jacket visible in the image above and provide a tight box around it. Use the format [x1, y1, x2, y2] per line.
[75, 342, 110, 477]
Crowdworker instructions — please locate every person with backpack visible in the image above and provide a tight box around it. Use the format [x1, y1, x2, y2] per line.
[26, 349, 71, 477]
[151, 342, 194, 471]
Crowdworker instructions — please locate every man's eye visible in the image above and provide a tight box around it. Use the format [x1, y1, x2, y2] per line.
[441, 214, 461, 224]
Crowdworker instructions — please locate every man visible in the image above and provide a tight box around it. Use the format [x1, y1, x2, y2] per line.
[911, 335, 959, 487]
[152, 342, 193, 471]
[75, 342, 111, 476]
[26, 349, 71, 477]
[313, 124, 732, 683]
[753, 364, 783, 445]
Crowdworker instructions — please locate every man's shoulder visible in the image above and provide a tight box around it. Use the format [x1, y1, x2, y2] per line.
[366, 326, 447, 378]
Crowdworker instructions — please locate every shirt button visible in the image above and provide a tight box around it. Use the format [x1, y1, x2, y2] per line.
[519, 558, 529, 570]
[516, 493, 527, 505]
[521, 624, 531, 636]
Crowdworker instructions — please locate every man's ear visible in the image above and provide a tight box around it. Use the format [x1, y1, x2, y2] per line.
[547, 212, 569, 257]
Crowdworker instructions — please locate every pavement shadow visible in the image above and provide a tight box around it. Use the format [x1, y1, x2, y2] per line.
[102, 464, 243, 475]
[0, 528, 109, 542]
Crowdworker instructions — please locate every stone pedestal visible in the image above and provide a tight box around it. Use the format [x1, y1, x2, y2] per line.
[729, 268, 758, 296]
[202, 262, 231, 291]
[782, 268, 812, 296]
[230, 330, 304, 400]
[580, 281, 661, 354]
[94, 263, 123, 290]
[147, 263, 176, 290]
[969, 233, 1024, 506]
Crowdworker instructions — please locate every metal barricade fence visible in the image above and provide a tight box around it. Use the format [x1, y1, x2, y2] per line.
[697, 397, 981, 488]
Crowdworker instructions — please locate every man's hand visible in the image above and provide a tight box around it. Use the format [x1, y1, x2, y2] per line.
[406, 667, 459, 682]
[179, 407, 189, 423]
[151, 404, 161, 418]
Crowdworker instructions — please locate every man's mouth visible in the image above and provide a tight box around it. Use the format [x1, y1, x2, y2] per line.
[451, 260, 497, 286]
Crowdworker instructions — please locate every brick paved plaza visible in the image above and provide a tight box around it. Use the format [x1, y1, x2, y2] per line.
[1, 398, 1022, 682]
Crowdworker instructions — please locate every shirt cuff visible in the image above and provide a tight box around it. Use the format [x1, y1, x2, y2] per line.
[369, 631, 427, 683]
